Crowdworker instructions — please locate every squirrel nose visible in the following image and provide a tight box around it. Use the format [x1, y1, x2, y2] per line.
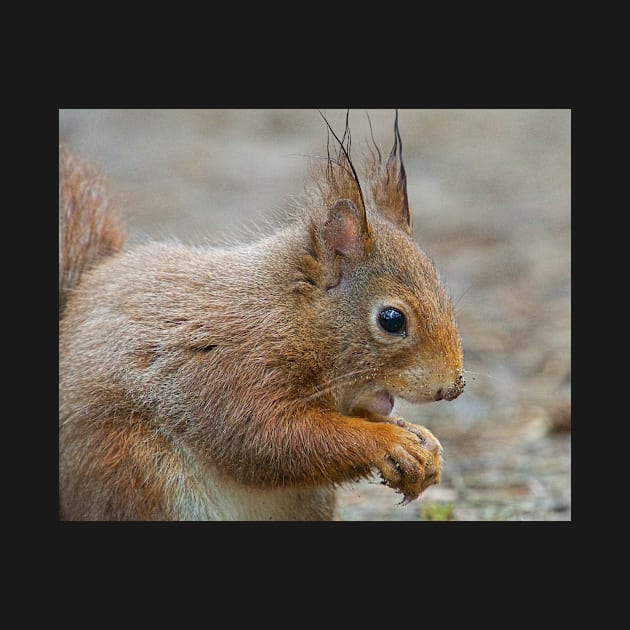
[434, 373, 466, 401]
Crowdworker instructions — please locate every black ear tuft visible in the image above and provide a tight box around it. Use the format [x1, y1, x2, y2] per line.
[370, 110, 413, 235]
[391, 109, 413, 234]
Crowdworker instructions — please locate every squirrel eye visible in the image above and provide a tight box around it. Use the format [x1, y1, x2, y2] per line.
[378, 307, 407, 336]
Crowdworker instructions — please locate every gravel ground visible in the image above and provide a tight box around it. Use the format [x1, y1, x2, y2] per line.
[59, 109, 571, 521]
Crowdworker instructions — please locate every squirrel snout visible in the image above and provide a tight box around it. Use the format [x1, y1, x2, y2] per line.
[434, 373, 465, 402]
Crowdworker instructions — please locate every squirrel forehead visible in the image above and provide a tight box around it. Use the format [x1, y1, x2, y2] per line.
[369, 217, 436, 281]
[362, 219, 451, 312]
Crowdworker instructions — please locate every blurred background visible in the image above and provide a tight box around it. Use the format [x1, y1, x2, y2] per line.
[59, 109, 571, 521]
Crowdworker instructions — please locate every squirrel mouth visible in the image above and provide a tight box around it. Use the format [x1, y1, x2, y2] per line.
[346, 388, 395, 417]
[371, 390, 395, 416]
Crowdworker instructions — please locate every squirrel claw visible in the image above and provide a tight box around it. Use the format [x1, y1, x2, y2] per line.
[398, 493, 418, 506]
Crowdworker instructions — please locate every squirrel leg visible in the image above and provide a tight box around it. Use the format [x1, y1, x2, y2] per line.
[329, 413, 442, 504]
[350, 411, 443, 505]
[226, 408, 442, 504]
[373, 416, 442, 504]
[365, 413, 441, 447]
[59, 414, 186, 520]
[319, 409, 443, 504]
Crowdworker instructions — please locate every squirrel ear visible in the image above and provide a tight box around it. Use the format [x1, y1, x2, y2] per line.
[322, 198, 371, 259]
[317, 198, 372, 288]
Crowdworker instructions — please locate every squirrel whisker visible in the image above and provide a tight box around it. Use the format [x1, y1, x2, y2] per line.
[300, 367, 377, 403]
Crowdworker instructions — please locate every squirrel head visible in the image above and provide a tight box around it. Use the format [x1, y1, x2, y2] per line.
[296, 112, 464, 417]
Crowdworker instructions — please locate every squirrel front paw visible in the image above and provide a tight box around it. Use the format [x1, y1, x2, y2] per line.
[374, 420, 443, 505]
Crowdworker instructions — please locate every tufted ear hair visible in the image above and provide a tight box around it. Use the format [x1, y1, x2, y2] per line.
[316, 198, 372, 289]
[369, 110, 413, 235]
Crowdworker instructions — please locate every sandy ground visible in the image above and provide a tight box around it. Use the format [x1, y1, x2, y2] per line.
[59, 109, 571, 521]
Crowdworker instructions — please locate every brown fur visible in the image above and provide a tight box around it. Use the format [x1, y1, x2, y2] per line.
[58, 146, 124, 318]
[59, 116, 464, 521]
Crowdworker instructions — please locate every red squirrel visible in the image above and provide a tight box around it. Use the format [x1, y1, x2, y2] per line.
[59, 112, 464, 520]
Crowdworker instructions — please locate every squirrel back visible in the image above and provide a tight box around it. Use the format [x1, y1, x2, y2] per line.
[59, 114, 464, 521]
[59, 145, 125, 318]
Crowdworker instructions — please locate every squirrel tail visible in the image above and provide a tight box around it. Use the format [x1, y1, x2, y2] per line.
[59, 145, 125, 319]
